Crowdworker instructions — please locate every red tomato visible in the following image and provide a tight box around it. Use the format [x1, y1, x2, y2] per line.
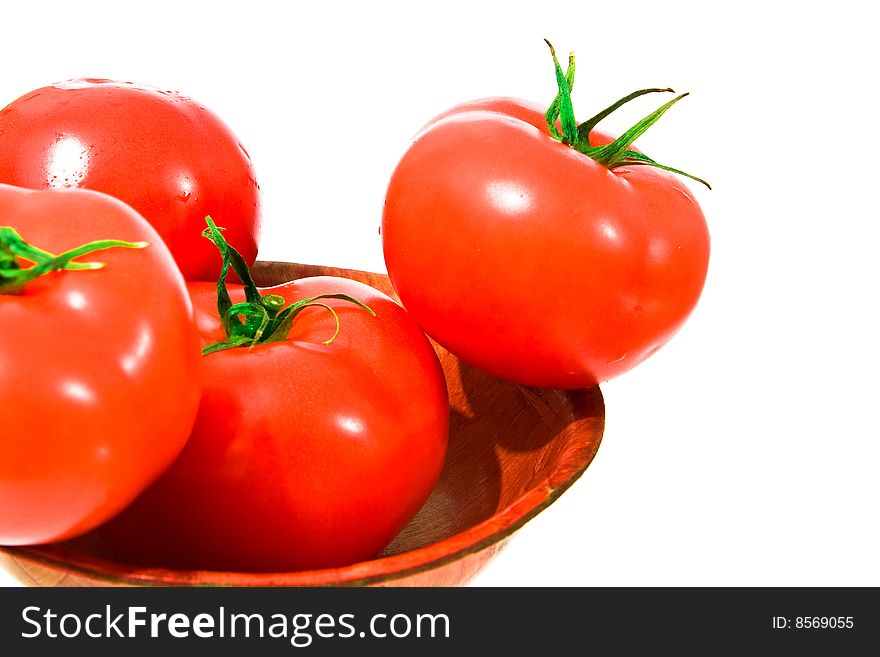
[0, 184, 201, 545]
[0, 79, 261, 281]
[100, 276, 449, 572]
[382, 94, 710, 388]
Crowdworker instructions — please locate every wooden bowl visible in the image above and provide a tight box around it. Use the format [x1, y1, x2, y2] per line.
[0, 262, 604, 586]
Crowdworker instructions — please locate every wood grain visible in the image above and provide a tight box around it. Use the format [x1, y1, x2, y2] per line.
[0, 262, 604, 586]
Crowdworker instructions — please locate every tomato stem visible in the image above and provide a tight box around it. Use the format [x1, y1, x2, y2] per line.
[543, 41, 576, 142]
[0, 226, 147, 294]
[200, 217, 375, 355]
[543, 40, 711, 189]
[544, 40, 578, 144]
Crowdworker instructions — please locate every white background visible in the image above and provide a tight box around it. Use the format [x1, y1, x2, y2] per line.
[2, 0, 878, 587]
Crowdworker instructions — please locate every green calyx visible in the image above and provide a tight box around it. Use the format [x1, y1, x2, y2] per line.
[543, 39, 710, 189]
[200, 216, 375, 355]
[0, 225, 147, 295]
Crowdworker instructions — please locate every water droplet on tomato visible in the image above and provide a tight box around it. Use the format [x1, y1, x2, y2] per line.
[176, 174, 193, 202]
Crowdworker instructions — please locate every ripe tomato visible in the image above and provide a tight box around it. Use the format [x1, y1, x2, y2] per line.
[100, 262, 449, 572]
[382, 62, 710, 389]
[0, 79, 261, 281]
[0, 184, 201, 545]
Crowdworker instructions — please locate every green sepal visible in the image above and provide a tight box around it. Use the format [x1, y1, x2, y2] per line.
[576, 88, 674, 146]
[263, 293, 375, 345]
[0, 226, 147, 295]
[584, 92, 688, 166]
[541, 40, 710, 189]
[544, 39, 577, 143]
[604, 149, 712, 189]
[202, 335, 254, 355]
[200, 217, 375, 356]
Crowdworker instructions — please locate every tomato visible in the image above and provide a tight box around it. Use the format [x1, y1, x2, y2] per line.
[100, 227, 449, 572]
[0, 183, 201, 545]
[382, 51, 710, 388]
[0, 79, 261, 281]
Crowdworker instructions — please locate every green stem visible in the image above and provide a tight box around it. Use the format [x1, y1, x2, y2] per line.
[200, 217, 375, 355]
[544, 39, 577, 143]
[542, 40, 710, 189]
[0, 226, 147, 295]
